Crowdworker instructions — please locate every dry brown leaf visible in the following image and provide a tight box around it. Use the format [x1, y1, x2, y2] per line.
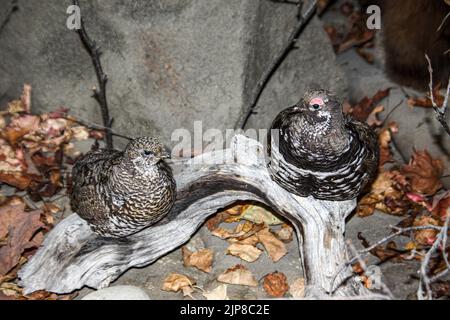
[161, 273, 196, 292]
[228, 234, 260, 246]
[203, 284, 229, 300]
[430, 191, 450, 221]
[263, 272, 289, 298]
[357, 171, 409, 217]
[275, 224, 294, 243]
[256, 228, 287, 262]
[407, 84, 445, 109]
[289, 278, 306, 299]
[211, 221, 264, 241]
[413, 216, 440, 245]
[226, 243, 262, 262]
[182, 247, 214, 273]
[348, 89, 391, 122]
[217, 264, 257, 287]
[402, 150, 443, 196]
[206, 211, 231, 231]
[0, 203, 44, 276]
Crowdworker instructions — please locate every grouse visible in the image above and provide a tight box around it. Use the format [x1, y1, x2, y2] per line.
[267, 89, 379, 201]
[70, 137, 176, 238]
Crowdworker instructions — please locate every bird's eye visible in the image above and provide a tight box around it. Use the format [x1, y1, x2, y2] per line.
[310, 104, 321, 111]
[143, 150, 152, 156]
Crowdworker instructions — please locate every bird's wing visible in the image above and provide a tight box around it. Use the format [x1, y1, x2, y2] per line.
[70, 149, 122, 221]
[346, 115, 380, 186]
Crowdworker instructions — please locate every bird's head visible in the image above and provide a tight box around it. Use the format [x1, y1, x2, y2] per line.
[124, 137, 171, 167]
[289, 89, 343, 130]
[291, 89, 343, 126]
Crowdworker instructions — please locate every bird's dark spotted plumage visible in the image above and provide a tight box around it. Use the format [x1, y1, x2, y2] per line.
[267, 89, 379, 201]
[70, 137, 176, 238]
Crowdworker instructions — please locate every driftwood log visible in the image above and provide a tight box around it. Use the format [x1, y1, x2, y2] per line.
[19, 135, 366, 297]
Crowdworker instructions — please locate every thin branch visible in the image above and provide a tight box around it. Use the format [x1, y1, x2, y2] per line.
[0, 0, 18, 35]
[346, 241, 394, 299]
[437, 11, 450, 32]
[238, 0, 318, 129]
[331, 224, 446, 294]
[73, 0, 114, 149]
[66, 116, 132, 141]
[425, 54, 450, 136]
[417, 215, 450, 300]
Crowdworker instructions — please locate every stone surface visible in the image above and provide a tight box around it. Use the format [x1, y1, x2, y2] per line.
[81, 285, 151, 300]
[0, 0, 346, 150]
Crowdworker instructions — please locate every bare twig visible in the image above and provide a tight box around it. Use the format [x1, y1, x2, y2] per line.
[437, 12, 450, 32]
[417, 215, 450, 300]
[331, 224, 446, 294]
[73, 0, 114, 149]
[346, 241, 394, 299]
[64, 116, 132, 141]
[425, 54, 450, 136]
[238, 0, 318, 129]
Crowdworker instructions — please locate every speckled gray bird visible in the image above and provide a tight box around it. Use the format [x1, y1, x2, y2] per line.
[267, 89, 379, 201]
[70, 137, 176, 238]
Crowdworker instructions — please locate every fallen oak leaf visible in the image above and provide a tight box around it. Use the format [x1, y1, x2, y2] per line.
[0, 203, 44, 276]
[161, 273, 196, 293]
[0, 172, 41, 190]
[256, 228, 287, 262]
[226, 243, 262, 263]
[217, 264, 258, 287]
[348, 88, 391, 122]
[263, 272, 289, 298]
[431, 192, 450, 221]
[413, 216, 440, 246]
[182, 247, 214, 273]
[402, 150, 443, 196]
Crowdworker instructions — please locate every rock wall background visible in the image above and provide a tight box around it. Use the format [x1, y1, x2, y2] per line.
[0, 0, 346, 148]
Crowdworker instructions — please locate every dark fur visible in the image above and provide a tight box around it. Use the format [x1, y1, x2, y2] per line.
[377, 0, 450, 90]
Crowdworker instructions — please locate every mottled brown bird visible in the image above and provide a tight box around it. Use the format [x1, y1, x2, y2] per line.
[267, 89, 379, 201]
[70, 137, 176, 238]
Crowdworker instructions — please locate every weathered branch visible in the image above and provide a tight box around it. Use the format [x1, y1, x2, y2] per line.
[19, 135, 368, 298]
[425, 54, 450, 136]
[238, 0, 317, 129]
[73, 0, 114, 149]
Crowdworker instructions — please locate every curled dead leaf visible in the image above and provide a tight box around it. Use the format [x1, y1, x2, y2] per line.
[182, 247, 214, 273]
[263, 272, 289, 298]
[161, 273, 196, 292]
[402, 150, 443, 196]
[226, 243, 262, 263]
[256, 228, 287, 262]
[217, 264, 257, 287]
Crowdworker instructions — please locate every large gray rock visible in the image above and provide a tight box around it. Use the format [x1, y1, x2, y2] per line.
[0, 0, 346, 148]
